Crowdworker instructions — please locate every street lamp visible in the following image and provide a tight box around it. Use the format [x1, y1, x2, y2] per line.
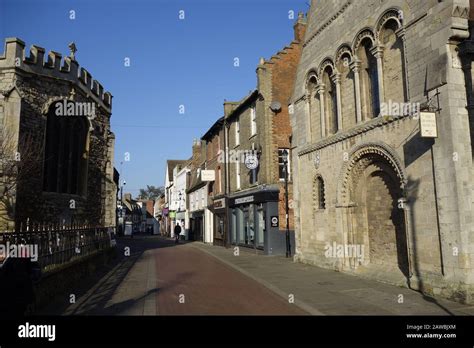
[282, 150, 291, 258]
[121, 180, 126, 206]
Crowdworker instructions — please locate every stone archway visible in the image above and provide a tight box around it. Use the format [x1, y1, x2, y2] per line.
[338, 143, 409, 278]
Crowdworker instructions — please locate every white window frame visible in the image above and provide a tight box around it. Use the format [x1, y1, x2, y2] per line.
[218, 167, 222, 193]
[235, 119, 240, 146]
[236, 160, 241, 189]
[250, 105, 257, 136]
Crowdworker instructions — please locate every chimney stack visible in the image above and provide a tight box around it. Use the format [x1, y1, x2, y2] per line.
[192, 139, 201, 167]
[294, 12, 307, 42]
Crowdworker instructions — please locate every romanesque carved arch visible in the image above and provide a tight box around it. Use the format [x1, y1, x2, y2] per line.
[336, 142, 407, 206]
[318, 58, 336, 77]
[305, 70, 319, 95]
[335, 44, 353, 66]
[352, 28, 376, 53]
[312, 173, 326, 211]
[375, 8, 403, 39]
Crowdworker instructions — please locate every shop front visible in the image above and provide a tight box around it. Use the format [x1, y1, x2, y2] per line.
[175, 211, 187, 240]
[189, 211, 204, 241]
[229, 187, 290, 255]
[212, 197, 227, 247]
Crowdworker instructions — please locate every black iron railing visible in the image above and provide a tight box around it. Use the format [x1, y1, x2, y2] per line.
[0, 224, 115, 271]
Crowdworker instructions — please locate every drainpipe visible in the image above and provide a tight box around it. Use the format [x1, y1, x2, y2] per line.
[223, 119, 230, 247]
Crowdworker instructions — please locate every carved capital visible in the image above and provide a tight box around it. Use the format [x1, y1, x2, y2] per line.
[331, 72, 342, 84]
[370, 45, 385, 59]
[350, 58, 361, 72]
[317, 83, 326, 94]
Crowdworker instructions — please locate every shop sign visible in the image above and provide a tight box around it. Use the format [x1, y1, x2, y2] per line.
[201, 170, 215, 181]
[235, 196, 254, 205]
[244, 153, 259, 170]
[271, 216, 279, 227]
[169, 211, 176, 219]
[420, 112, 438, 138]
[214, 198, 226, 209]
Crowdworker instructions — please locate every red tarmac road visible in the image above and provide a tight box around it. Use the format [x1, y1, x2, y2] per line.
[42, 236, 306, 315]
[155, 240, 305, 315]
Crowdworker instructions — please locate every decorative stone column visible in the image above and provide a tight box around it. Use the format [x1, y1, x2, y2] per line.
[350, 58, 362, 123]
[318, 84, 326, 138]
[305, 92, 312, 143]
[332, 72, 343, 131]
[395, 28, 409, 102]
[371, 45, 385, 110]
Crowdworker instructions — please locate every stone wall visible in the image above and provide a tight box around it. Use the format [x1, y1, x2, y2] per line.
[290, 0, 474, 303]
[0, 38, 116, 229]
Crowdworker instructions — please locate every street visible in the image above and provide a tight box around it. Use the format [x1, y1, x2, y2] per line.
[38, 235, 474, 316]
[39, 236, 306, 315]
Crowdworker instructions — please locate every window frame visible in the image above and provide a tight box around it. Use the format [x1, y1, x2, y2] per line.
[235, 119, 240, 146]
[236, 160, 241, 190]
[278, 148, 291, 181]
[250, 105, 257, 137]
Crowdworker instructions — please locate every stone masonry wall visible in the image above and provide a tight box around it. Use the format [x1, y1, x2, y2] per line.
[290, 0, 474, 303]
[0, 38, 115, 229]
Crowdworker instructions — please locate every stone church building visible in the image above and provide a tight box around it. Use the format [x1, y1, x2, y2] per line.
[290, 0, 474, 303]
[0, 38, 117, 230]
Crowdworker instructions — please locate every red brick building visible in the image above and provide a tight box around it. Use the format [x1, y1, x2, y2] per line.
[223, 14, 307, 255]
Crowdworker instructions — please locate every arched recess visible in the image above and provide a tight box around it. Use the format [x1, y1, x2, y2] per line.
[313, 174, 326, 213]
[42, 99, 90, 195]
[353, 29, 380, 120]
[377, 9, 407, 104]
[335, 45, 356, 129]
[306, 71, 320, 141]
[337, 143, 409, 277]
[319, 59, 338, 135]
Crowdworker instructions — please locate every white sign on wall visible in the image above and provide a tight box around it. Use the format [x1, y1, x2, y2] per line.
[235, 196, 254, 205]
[201, 170, 215, 182]
[420, 112, 438, 138]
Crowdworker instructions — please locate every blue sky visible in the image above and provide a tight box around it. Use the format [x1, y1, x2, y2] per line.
[1, 0, 308, 196]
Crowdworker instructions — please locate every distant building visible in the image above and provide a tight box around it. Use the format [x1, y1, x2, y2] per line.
[121, 193, 141, 233]
[153, 193, 165, 235]
[164, 160, 188, 237]
[200, 119, 226, 245]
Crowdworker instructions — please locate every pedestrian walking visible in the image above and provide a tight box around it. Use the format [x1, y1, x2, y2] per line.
[174, 223, 182, 244]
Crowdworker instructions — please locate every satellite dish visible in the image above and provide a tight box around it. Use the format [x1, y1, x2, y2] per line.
[270, 101, 282, 112]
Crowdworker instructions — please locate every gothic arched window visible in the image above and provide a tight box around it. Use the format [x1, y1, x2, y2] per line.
[43, 101, 89, 195]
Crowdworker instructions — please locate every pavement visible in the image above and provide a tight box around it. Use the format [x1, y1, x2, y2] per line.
[39, 235, 304, 315]
[38, 235, 474, 316]
[189, 241, 474, 316]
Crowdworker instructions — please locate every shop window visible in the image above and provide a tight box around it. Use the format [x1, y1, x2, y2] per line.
[257, 206, 265, 248]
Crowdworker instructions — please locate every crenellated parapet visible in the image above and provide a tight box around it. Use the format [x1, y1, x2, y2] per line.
[0, 38, 112, 111]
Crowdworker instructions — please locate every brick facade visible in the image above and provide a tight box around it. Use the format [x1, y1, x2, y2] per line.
[225, 15, 307, 233]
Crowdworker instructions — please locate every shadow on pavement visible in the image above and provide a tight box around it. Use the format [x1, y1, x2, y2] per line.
[36, 235, 187, 315]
